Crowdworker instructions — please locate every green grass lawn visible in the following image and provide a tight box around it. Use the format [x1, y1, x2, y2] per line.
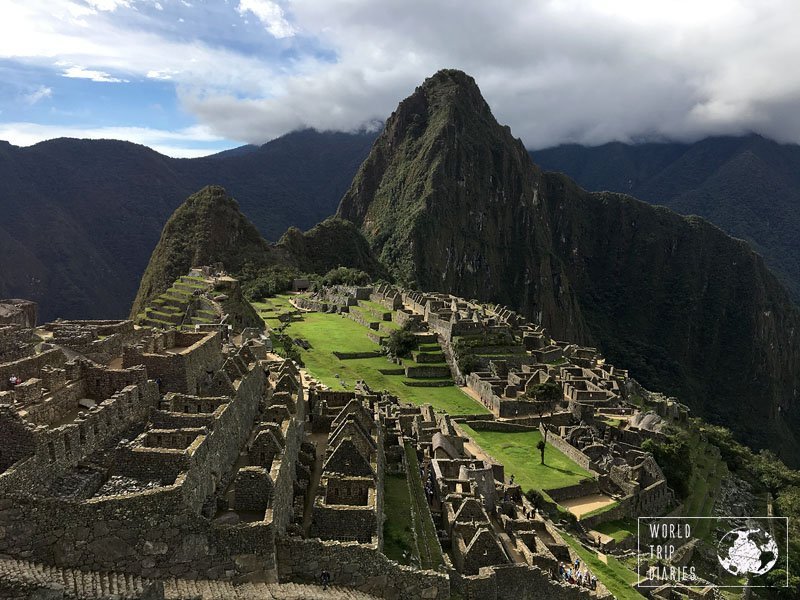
[593, 518, 637, 542]
[404, 442, 444, 570]
[268, 309, 488, 416]
[382, 473, 418, 566]
[560, 531, 645, 600]
[459, 426, 592, 492]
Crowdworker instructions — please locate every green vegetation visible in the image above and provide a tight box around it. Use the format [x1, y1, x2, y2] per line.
[459, 426, 592, 492]
[382, 473, 418, 565]
[593, 518, 637, 542]
[241, 265, 303, 300]
[641, 429, 692, 498]
[321, 266, 371, 287]
[560, 531, 644, 600]
[386, 324, 419, 358]
[404, 442, 444, 570]
[266, 308, 488, 415]
[131, 185, 278, 317]
[579, 501, 619, 521]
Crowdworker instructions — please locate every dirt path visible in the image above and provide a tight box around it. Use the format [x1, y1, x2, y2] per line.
[559, 493, 616, 518]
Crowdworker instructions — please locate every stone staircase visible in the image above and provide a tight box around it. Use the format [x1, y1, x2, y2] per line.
[137, 275, 219, 330]
[0, 558, 155, 598]
[165, 578, 380, 599]
[0, 558, 380, 600]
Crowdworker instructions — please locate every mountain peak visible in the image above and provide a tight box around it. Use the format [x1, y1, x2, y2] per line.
[130, 185, 274, 316]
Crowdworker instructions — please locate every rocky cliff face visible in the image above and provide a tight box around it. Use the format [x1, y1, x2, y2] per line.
[339, 70, 588, 341]
[338, 69, 800, 464]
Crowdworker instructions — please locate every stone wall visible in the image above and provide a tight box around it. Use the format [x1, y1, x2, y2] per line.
[452, 564, 603, 600]
[543, 480, 599, 503]
[234, 466, 273, 513]
[0, 326, 37, 363]
[276, 537, 449, 599]
[0, 381, 159, 494]
[464, 420, 538, 433]
[539, 424, 596, 473]
[0, 348, 65, 390]
[122, 331, 222, 395]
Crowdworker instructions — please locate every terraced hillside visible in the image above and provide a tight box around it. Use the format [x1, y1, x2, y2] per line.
[137, 271, 260, 331]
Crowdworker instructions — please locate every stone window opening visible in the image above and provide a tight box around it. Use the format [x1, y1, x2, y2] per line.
[64, 435, 71, 457]
[47, 441, 56, 462]
[79, 425, 86, 445]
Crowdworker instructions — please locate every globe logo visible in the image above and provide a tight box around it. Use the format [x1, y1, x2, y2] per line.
[717, 527, 779, 576]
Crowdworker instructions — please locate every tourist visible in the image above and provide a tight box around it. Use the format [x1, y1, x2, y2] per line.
[320, 569, 331, 590]
[509, 474, 515, 485]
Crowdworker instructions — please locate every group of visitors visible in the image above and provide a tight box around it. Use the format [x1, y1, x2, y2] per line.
[7, 375, 21, 387]
[555, 558, 597, 590]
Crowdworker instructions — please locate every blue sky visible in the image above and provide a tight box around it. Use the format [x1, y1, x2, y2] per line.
[2, 1, 800, 157]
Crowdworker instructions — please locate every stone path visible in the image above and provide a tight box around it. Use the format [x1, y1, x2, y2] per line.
[0, 558, 379, 600]
[165, 578, 380, 599]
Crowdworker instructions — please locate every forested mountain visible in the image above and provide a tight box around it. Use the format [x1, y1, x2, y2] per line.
[0, 129, 376, 321]
[533, 135, 800, 301]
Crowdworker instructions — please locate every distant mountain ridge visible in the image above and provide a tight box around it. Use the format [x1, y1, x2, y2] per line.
[532, 134, 800, 301]
[338, 69, 800, 465]
[0, 129, 377, 321]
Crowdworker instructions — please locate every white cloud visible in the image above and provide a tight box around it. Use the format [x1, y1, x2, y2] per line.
[146, 69, 174, 80]
[3, 1, 800, 149]
[61, 65, 128, 82]
[24, 85, 53, 104]
[0, 122, 230, 158]
[237, 0, 295, 38]
[180, 0, 800, 148]
[85, 0, 131, 12]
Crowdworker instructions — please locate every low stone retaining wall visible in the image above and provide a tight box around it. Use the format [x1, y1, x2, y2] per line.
[405, 366, 451, 378]
[276, 537, 448, 599]
[403, 380, 454, 388]
[332, 351, 384, 360]
[579, 498, 632, 529]
[543, 480, 599, 503]
[465, 420, 539, 432]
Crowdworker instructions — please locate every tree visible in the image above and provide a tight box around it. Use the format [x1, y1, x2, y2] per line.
[536, 439, 546, 465]
[386, 324, 417, 358]
[321, 266, 371, 287]
[641, 432, 692, 498]
[457, 351, 481, 375]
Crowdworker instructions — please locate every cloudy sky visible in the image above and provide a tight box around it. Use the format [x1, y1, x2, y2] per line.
[1, 0, 799, 157]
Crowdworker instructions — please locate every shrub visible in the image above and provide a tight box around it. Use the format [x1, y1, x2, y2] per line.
[386, 324, 417, 358]
[457, 351, 481, 374]
[642, 432, 692, 498]
[322, 266, 371, 287]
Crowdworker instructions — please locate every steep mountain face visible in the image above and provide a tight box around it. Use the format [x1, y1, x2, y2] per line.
[130, 185, 283, 316]
[132, 187, 384, 315]
[533, 135, 800, 301]
[338, 69, 800, 465]
[0, 130, 376, 321]
[339, 70, 588, 340]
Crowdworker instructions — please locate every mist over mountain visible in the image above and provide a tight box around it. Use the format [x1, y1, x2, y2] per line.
[0, 129, 376, 322]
